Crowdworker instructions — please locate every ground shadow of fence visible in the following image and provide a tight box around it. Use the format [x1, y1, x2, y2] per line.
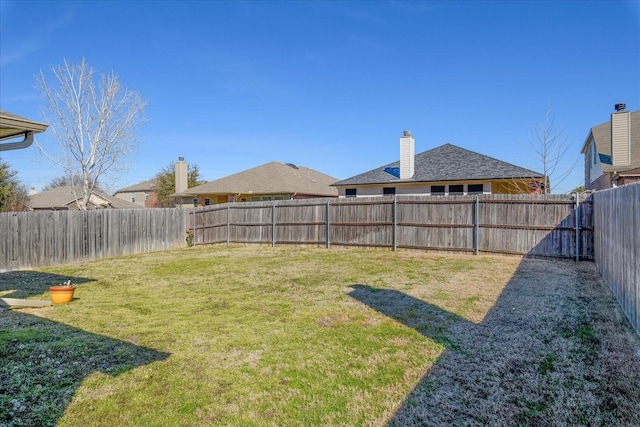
[0, 271, 170, 426]
[348, 258, 640, 426]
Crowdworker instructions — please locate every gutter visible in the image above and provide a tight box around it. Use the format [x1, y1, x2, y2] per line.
[0, 131, 35, 151]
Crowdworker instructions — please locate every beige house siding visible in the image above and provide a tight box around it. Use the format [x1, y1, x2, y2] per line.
[337, 181, 500, 197]
[581, 108, 639, 191]
[113, 190, 159, 208]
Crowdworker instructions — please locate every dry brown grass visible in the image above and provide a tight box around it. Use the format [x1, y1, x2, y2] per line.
[386, 258, 640, 427]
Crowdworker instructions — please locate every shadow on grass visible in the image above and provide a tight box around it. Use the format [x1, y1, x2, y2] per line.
[0, 271, 170, 426]
[0, 270, 93, 300]
[349, 284, 472, 352]
[349, 259, 640, 426]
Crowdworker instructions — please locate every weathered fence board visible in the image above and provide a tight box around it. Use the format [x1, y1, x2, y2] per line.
[593, 182, 639, 337]
[190, 194, 593, 260]
[0, 193, 595, 267]
[0, 208, 189, 271]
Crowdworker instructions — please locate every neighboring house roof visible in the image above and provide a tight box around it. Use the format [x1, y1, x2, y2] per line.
[333, 143, 543, 186]
[0, 110, 48, 151]
[28, 186, 142, 209]
[582, 109, 640, 173]
[179, 162, 339, 197]
[114, 179, 158, 194]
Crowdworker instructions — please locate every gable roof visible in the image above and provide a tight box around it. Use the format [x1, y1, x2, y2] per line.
[28, 186, 142, 209]
[114, 179, 158, 194]
[581, 109, 640, 173]
[179, 162, 338, 197]
[333, 143, 543, 186]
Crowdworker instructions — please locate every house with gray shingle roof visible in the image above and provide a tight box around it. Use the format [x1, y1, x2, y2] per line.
[28, 185, 142, 210]
[174, 161, 338, 206]
[332, 131, 546, 197]
[113, 179, 159, 207]
[580, 104, 640, 191]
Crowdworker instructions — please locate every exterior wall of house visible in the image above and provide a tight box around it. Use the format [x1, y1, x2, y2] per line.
[618, 176, 640, 186]
[113, 190, 159, 208]
[613, 168, 640, 187]
[584, 148, 593, 190]
[491, 178, 545, 195]
[583, 139, 605, 191]
[589, 173, 613, 191]
[144, 192, 159, 207]
[337, 181, 495, 197]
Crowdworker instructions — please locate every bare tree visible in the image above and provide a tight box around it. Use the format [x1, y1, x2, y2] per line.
[41, 174, 104, 192]
[35, 58, 147, 209]
[529, 100, 576, 194]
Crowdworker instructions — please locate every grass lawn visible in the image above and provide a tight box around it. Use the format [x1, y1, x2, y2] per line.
[1, 246, 639, 426]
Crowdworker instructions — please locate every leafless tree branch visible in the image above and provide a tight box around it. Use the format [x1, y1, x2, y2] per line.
[35, 58, 147, 209]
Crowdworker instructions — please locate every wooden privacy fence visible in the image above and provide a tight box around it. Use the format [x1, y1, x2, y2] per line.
[593, 182, 639, 337]
[0, 208, 189, 270]
[191, 194, 593, 260]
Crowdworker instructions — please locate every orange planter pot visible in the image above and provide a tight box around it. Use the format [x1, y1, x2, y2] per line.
[50, 286, 76, 304]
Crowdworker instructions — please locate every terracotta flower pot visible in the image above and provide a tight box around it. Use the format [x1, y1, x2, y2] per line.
[49, 286, 76, 304]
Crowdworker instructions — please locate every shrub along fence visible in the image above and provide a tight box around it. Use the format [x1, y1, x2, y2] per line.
[592, 182, 639, 337]
[0, 208, 189, 271]
[191, 194, 594, 260]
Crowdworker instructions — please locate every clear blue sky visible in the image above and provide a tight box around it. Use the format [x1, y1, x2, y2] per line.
[1, 1, 639, 194]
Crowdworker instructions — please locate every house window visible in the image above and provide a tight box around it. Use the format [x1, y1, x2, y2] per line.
[145, 191, 149, 201]
[383, 187, 396, 196]
[431, 185, 445, 195]
[345, 188, 357, 198]
[204, 198, 211, 206]
[468, 184, 484, 194]
[192, 198, 198, 207]
[449, 184, 464, 195]
[131, 192, 136, 203]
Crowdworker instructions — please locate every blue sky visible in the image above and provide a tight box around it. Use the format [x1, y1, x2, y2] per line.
[1, 1, 639, 194]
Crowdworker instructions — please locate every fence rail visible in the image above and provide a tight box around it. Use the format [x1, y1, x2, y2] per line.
[191, 194, 593, 260]
[593, 182, 639, 337]
[0, 208, 189, 270]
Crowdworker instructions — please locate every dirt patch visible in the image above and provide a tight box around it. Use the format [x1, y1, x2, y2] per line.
[387, 259, 640, 426]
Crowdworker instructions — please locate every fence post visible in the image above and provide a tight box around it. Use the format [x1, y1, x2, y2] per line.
[272, 202, 276, 247]
[192, 204, 197, 246]
[575, 193, 580, 262]
[474, 196, 479, 255]
[392, 195, 397, 251]
[226, 204, 230, 246]
[326, 199, 331, 249]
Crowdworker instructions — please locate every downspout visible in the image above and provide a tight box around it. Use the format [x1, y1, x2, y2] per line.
[0, 132, 35, 151]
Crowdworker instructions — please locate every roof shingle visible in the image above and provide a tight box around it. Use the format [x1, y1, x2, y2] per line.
[333, 143, 543, 186]
[180, 162, 338, 197]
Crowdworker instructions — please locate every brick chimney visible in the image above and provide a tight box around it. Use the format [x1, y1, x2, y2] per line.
[611, 103, 631, 167]
[175, 157, 188, 193]
[400, 130, 415, 179]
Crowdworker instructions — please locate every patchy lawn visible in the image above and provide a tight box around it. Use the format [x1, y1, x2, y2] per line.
[1, 246, 639, 426]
